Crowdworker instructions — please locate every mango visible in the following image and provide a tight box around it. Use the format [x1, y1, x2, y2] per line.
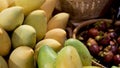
[40, 0, 57, 21]
[64, 38, 92, 66]
[47, 12, 69, 31]
[0, 6, 24, 31]
[83, 66, 101, 68]
[35, 39, 62, 60]
[12, 25, 36, 48]
[38, 45, 57, 68]
[9, 46, 35, 68]
[55, 46, 83, 68]
[0, 0, 9, 12]
[0, 56, 8, 68]
[44, 28, 66, 45]
[7, 0, 15, 7]
[111, 66, 119, 68]
[14, 0, 45, 15]
[0, 27, 11, 56]
[24, 10, 47, 41]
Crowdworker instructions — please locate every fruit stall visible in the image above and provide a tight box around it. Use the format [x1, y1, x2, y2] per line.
[0, 0, 120, 68]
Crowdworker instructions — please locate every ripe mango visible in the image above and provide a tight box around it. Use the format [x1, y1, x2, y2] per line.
[0, 0, 9, 12]
[40, 0, 57, 21]
[64, 38, 92, 66]
[35, 39, 62, 60]
[44, 28, 66, 45]
[38, 45, 57, 68]
[14, 0, 45, 15]
[0, 6, 24, 31]
[9, 46, 35, 68]
[12, 25, 36, 48]
[0, 56, 8, 68]
[55, 46, 83, 68]
[83, 66, 101, 68]
[24, 10, 47, 41]
[47, 13, 69, 31]
[7, 0, 15, 7]
[0, 27, 11, 56]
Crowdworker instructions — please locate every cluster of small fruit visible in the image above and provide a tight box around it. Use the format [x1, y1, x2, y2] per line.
[77, 20, 120, 67]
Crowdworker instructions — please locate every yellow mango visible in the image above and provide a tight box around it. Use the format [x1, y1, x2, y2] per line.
[7, 0, 15, 7]
[83, 66, 101, 68]
[40, 0, 57, 21]
[0, 27, 11, 56]
[0, 6, 24, 31]
[55, 46, 83, 68]
[14, 0, 45, 15]
[9, 46, 35, 68]
[24, 10, 47, 41]
[44, 28, 66, 45]
[0, 56, 8, 68]
[0, 0, 9, 12]
[47, 12, 69, 31]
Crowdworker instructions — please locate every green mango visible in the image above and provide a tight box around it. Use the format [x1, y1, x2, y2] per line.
[55, 46, 83, 68]
[64, 38, 92, 66]
[0, 6, 24, 31]
[24, 10, 47, 41]
[111, 66, 119, 68]
[12, 25, 36, 48]
[35, 39, 62, 60]
[38, 45, 57, 68]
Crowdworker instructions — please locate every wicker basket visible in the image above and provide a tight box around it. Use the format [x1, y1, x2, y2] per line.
[60, 0, 113, 22]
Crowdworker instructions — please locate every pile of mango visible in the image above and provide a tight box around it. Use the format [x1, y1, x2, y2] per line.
[0, 0, 102, 68]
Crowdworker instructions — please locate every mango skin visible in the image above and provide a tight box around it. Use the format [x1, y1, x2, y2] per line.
[12, 25, 36, 48]
[7, 0, 15, 7]
[38, 45, 57, 68]
[14, 0, 45, 15]
[44, 28, 66, 45]
[40, 0, 57, 21]
[0, 6, 24, 31]
[55, 46, 83, 68]
[35, 39, 62, 60]
[24, 10, 47, 41]
[0, 56, 8, 68]
[83, 66, 101, 68]
[9, 46, 35, 68]
[0, 27, 11, 56]
[47, 13, 69, 31]
[64, 38, 92, 66]
[0, 0, 9, 12]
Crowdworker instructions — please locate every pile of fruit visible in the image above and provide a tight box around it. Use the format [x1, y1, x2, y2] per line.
[0, 0, 99, 68]
[76, 20, 120, 67]
[1, 0, 120, 68]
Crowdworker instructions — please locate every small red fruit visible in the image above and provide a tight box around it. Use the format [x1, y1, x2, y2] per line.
[113, 54, 120, 65]
[103, 51, 113, 63]
[88, 28, 99, 38]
